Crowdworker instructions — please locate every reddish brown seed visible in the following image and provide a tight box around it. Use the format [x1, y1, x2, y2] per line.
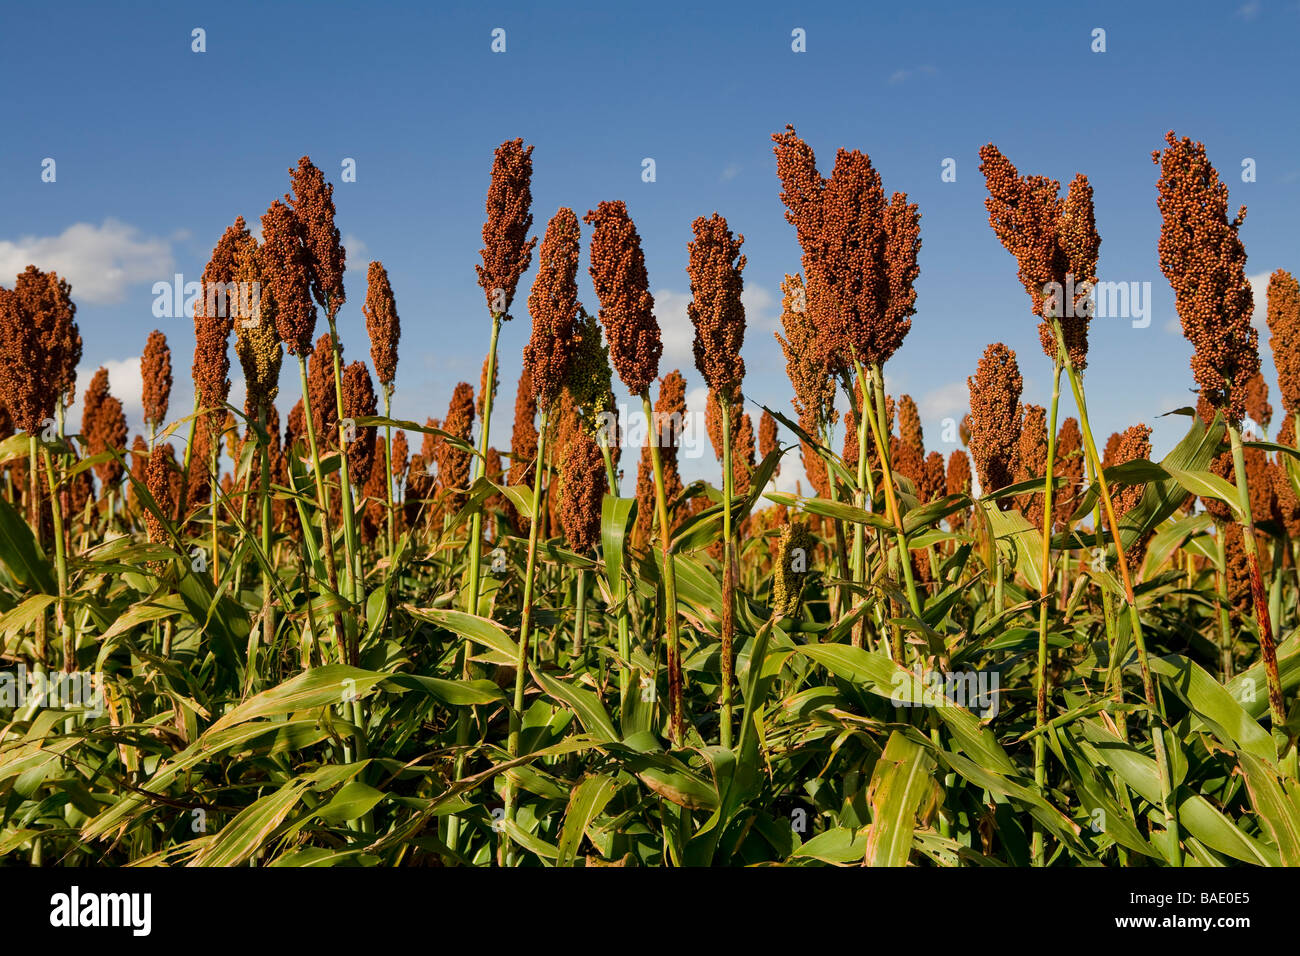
[307, 332, 339, 449]
[1266, 269, 1300, 420]
[261, 199, 316, 356]
[920, 451, 946, 505]
[772, 126, 921, 371]
[898, 395, 923, 454]
[1154, 131, 1258, 424]
[232, 234, 283, 414]
[391, 429, 409, 482]
[559, 426, 608, 554]
[758, 409, 779, 474]
[946, 449, 972, 529]
[524, 208, 582, 407]
[437, 383, 476, 512]
[1106, 423, 1154, 567]
[508, 363, 539, 490]
[979, 145, 1100, 370]
[81, 367, 128, 488]
[1054, 417, 1085, 531]
[584, 201, 662, 396]
[141, 330, 173, 431]
[635, 370, 686, 544]
[968, 343, 1023, 496]
[144, 442, 177, 551]
[477, 139, 537, 318]
[0, 266, 79, 433]
[1242, 370, 1272, 432]
[363, 261, 400, 391]
[734, 411, 756, 495]
[1014, 404, 1048, 526]
[688, 213, 747, 395]
[342, 361, 378, 486]
[288, 157, 346, 313]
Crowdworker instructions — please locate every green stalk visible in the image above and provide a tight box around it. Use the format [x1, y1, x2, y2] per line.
[1226, 423, 1288, 752]
[599, 433, 632, 710]
[325, 311, 361, 632]
[857, 361, 923, 636]
[28, 434, 48, 668]
[1215, 523, 1234, 679]
[258, 403, 276, 662]
[447, 314, 501, 857]
[642, 391, 684, 745]
[383, 388, 396, 557]
[39, 448, 71, 670]
[295, 355, 347, 667]
[574, 567, 588, 662]
[505, 404, 551, 856]
[1032, 356, 1063, 867]
[1054, 320, 1181, 864]
[719, 391, 735, 749]
[466, 313, 501, 617]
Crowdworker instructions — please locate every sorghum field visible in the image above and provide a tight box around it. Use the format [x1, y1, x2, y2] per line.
[1, 128, 1298, 870]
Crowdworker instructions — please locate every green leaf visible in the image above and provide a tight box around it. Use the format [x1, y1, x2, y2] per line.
[556, 774, 618, 867]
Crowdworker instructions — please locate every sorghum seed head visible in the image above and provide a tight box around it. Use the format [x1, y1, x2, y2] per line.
[288, 157, 346, 313]
[524, 207, 582, 407]
[559, 426, 608, 554]
[759, 409, 779, 474]
[437, 383, 476, 510]
[968, 342, 1023, 496]
[776, 272, 837, 436]
[342, 360, 378, 486]
[1266, 269, 1300, 418]
[772, 519, 815, 618]
[141, 329, 173, 430]
[232, 234, 283, 413]
[261, 199, 316, 356]
[1154, 131, 1258, 425]
[477, 139, 537, 319]
[82, 367, 128, 487]
[979, 144, 1099, 370]
[0, 266, 79, 433]
[688, 212, 746, 395]
[363, 261, 400, 390]
[584, 200, 661, 396]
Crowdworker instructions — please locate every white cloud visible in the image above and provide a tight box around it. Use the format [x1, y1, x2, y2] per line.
[72, 356, 143, 423]
[721, 163, 741, 182]
[888, 64, 937, 85]
[654, 283, 776, 372]
[0, 220, 174, 305]
[1237, 1, 1261, 20]
[1249, 271, 1271, 329]
[654, 289, 694, 369]
[918, 381, 969, 423]
[344, 234, 369, 272]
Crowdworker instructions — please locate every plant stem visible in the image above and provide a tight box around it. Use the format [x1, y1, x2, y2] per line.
[1227, 423, 1288, 748]
[39, 448, 71, 670]
[719, 391, 735, 749]
[1032, 356, 1062, 867]
[505, 404, 550, 858]
[642, 391, 684, 745]
[1054, 320, 1181, 865]
[295, 355, 347, 666]
[599, 433, 632, 710]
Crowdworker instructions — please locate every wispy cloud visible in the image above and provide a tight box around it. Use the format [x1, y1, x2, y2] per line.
[720, 163, 741, 182]
[0, 220, 174, 305]
[888, 64, 938, 85]
[1237, 1, 1262, 21]
[343, 234, 369, 272]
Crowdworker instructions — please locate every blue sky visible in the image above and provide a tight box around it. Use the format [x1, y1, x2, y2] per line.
[2, 0, 1297, 492]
